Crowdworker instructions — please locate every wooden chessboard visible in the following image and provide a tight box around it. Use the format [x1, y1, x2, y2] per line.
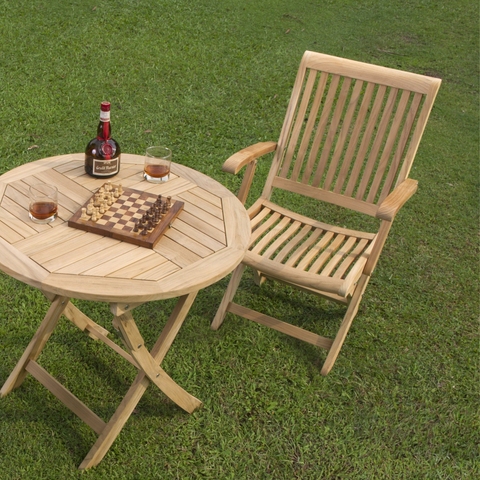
[68, 183, 184, 249]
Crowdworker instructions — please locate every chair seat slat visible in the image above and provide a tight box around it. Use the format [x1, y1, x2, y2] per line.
[317, 236, 357, 276]
[295, 231, 336, 271]
[333, 238, 370, 279]
[249, 212, 281, 246]
[272, 224, 313, 264]
[306, 234, 345, 274]
[262, 220, 302, 259]
[284, 228, 324, 267]
[251, 216, 292, 254]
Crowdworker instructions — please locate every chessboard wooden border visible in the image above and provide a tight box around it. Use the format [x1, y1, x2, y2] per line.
[68, 184, 184, 249]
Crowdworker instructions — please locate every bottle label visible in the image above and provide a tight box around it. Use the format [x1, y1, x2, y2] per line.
[100, 110, 110, 122]
[93, 156, 120, 176]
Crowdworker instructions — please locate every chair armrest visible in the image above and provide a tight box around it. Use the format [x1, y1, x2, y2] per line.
[222, 142, 277, 174]
[376, 179, 418, 221]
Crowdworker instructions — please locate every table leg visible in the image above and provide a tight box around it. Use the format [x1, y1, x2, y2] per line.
[79, 291, 201, 470]
[0, 295, 69, 397]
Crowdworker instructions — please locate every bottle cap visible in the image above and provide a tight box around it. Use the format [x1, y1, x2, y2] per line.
[100, 101, 111, 112]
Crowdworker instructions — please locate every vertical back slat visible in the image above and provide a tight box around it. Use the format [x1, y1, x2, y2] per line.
[366, 89, 412, 203]
[280, 71, 318, 178]
[312, 77, 352, 188]
[344, 85, 387, 197]
[301, 75, 341, 184]
[334, 82, 376, 193]
[355, 87, 399, 200]
[323, 80, 364, 191]
[290, 72, 328, 182]
[378, 92, 424, 202]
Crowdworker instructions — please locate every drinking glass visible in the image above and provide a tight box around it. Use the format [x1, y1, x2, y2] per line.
[143, 146, 172, 183]
[29, 184, 58, 224]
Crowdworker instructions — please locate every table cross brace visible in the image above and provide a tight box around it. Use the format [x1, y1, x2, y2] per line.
[0, 292, 202, 470]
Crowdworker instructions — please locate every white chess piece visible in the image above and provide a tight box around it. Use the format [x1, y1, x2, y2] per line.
[87, 200, 94, 215]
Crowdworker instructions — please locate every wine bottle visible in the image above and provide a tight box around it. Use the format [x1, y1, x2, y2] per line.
[85, 101, 121, 178]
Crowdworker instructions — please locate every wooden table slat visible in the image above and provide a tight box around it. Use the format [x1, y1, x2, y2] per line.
[173, 216, 226, 250]
[106, 251, 168, 279]
[0, 206, 38, 239]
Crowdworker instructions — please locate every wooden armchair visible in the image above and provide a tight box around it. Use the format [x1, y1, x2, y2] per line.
[211, 51, 441, 375]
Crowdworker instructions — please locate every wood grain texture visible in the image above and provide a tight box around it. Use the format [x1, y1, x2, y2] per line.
[0, 155, 250, 303]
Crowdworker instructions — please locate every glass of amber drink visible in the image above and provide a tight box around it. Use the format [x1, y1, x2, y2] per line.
[144, 146, 172, 183]
[29, 184, 58, 224]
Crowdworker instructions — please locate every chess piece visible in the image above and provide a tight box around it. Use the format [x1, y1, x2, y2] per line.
[106, 181, 112, 192]
[133, 220, 139, 233]
[141, 225, 148, 236]
[147, 221, 153, 231]
[114, 188, 120, 198]
[80, 208, 88, 221]
[99, 203, 105, 214]
[86, 200, 94, 215]
[91, 210, 97, 222]
[118, 184, 124, 195]
[107, 193, 113, 206]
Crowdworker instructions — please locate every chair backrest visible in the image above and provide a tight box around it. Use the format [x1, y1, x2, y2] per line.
[263, 51, 441, 217]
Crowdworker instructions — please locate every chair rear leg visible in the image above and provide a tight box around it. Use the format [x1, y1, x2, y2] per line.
[320, 274, 370, 376]
[211, 264, 246, 330]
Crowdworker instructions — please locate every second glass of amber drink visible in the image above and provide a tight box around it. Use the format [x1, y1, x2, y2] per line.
[143, 146, 172, 183]
[29, 184, 58, 224]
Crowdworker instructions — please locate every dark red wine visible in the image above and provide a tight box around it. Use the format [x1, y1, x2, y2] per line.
[85, 101, 121, 178]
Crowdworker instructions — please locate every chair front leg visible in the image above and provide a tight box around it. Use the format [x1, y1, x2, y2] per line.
[320, 274, 370, 376]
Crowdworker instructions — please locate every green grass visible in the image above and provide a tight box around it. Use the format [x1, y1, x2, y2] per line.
[0, 0, 478, 478]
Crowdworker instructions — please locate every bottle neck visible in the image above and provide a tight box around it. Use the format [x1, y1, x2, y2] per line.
[97, 118, 111, 141]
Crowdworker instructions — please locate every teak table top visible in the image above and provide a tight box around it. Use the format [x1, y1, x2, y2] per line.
[0, 153, 250, 303]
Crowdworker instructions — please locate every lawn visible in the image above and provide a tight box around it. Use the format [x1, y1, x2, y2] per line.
[0, 0, 478, 478]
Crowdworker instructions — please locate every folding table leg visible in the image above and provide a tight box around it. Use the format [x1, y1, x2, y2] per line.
[211, 263, 246, 330]
[79, 292, 201, 470]
[0, 295, 69, 397]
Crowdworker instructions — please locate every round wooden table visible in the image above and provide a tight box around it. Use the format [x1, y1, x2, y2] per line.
[0, 153, 250, 469]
